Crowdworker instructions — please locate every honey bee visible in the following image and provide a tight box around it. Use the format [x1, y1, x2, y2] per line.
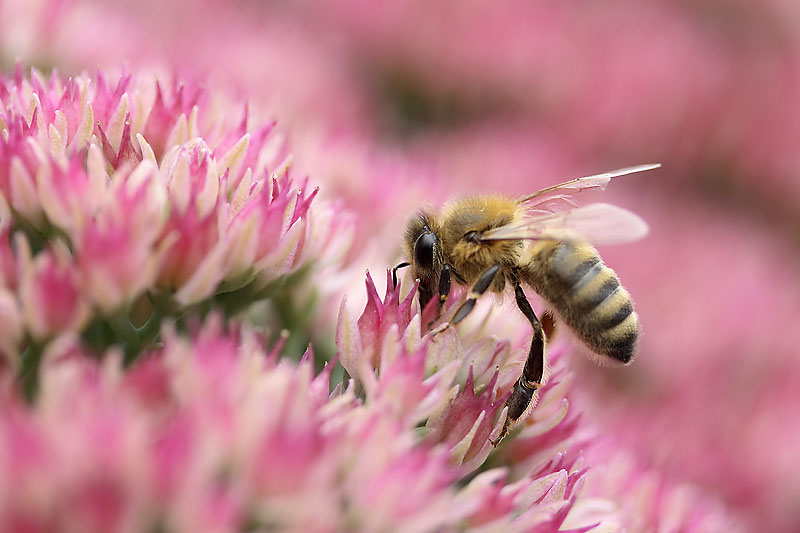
[394, 164, 659, 445]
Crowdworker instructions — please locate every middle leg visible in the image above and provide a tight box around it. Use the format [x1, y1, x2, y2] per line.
[452, 265, 500, 324]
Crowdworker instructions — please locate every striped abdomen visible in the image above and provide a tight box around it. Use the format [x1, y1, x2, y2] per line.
[523, 241, 638, 364]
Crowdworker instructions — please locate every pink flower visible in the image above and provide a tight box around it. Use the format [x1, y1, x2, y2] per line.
[425, 368, 507, 470]
[336, 271, 620, 528]
[0, 68, 348, 365]
[17, 238, 89, 342]
[0, 299, 598, 533]
[75, 163, 167, 313]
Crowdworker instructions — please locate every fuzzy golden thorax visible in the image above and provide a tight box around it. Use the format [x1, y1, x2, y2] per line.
[438, 195, 524, 289]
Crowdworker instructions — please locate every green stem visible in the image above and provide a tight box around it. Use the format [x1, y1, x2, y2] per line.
[108, 313, 146, 366]
[136, 308, 163, 348]
[19, 342, 44, 403]
[108, 313, 140, 347]
[12, 214, 49, 254]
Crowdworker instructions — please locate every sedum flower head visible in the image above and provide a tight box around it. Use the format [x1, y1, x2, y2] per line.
[0, 67, 348, 369]
[0, 273, 603, 533]
[336, 271, 602, 530]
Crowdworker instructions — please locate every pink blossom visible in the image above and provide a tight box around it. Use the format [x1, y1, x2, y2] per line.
[0, 68, 344, 365]
[336, 271, 617, 528]
[75, 164, 167, 313]
[17, 238, 89, 342]
[0, 309, 587, 532]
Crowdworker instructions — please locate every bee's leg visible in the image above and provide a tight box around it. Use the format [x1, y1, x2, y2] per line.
[425, 264, 454, 331]
[392, 262, 410, 288]
[490, 283, 545, 446]
[453, 265, 500, 324]
[436, 264, 452, 318]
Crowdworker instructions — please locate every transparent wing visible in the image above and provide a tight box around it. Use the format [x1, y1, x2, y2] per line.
[517, 163, 660, 208]
[480, 203, 649, 245]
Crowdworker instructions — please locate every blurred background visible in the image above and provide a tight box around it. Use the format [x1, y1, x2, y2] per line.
[2, 0, 799, 530]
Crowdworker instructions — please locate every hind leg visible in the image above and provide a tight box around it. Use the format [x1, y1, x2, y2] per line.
[491, 283, 545, 446]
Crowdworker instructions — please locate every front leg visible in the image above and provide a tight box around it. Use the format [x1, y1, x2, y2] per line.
[491, 283, 546, 446]
[436, 264, 452, 319]
[421, 264, 454, 329]
[392, 262, 410, 288]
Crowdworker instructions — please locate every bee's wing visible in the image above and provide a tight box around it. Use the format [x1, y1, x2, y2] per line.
[480, 203, 649, 245]
[517, 163, 660, 207]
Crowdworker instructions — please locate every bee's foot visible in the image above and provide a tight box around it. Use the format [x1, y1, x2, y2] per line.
[428, 322, 451, 338]
[489, 430, 508, 447]
[489, 420, 511, 447]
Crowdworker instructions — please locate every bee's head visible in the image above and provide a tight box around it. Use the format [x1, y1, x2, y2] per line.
[404, 212, 444, 309]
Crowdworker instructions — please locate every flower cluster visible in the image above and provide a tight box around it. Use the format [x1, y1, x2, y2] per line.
[0, 68, 349, 374]
[338, 271, 579, 471]
[0, 321, 451, 533]
[0, 273, 599, 533]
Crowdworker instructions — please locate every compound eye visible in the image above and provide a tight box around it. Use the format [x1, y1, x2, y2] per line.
[414, 232, 436, 270]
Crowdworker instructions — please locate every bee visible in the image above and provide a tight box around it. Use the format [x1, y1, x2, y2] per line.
[394, 164, 659, 445]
